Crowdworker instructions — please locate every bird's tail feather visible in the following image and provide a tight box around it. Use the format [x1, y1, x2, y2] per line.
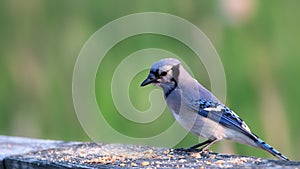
[256, 138, 289, 161]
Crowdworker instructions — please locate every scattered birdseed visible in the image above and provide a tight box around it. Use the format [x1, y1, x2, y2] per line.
[190, 152, 201, 158]
[6, 142, 299, 168]
[178, 159, 187, 163]
[163, 149, 170, 154]
[205, 161, 212, 165]
[215, 160, 225, 165]
[131, 162, 138, 167]
[141, 161, 149, 166]
[119, 163, 126, 167]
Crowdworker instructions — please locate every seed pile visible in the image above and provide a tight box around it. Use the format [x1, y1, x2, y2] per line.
[10, 143, 298, 168]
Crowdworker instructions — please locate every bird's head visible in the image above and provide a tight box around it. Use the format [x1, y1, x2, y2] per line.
[141, 58, 180, 88]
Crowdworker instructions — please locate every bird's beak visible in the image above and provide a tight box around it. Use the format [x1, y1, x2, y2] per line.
[140, 73, 157, 87]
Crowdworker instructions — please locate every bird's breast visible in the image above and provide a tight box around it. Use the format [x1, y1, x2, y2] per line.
[165, 88, 184, 115]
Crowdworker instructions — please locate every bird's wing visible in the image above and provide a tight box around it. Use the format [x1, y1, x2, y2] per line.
[191, 99, 257, 140]
[191, 99, 289, 160]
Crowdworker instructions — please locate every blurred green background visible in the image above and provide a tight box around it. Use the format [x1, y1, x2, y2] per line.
[1, 0, 300, 160]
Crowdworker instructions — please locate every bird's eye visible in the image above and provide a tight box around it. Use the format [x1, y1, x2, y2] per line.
[160, 71, 167, 76]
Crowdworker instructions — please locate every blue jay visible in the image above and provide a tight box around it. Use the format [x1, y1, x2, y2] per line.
[141, 58, 289, 160]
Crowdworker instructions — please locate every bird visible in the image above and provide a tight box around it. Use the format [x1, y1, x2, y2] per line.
[140, 58, 289, 161]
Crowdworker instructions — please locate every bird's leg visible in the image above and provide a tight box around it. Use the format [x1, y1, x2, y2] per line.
[188, 139, 213, 150]
[198, 138, 219, 152]
[173, 139, 214, 153]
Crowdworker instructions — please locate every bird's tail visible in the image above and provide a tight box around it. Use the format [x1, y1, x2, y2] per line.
[256, 138, 289, 161]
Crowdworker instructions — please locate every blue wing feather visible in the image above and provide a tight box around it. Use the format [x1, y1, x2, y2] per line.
[197, 100, 257, 140]
[196, 99, 289, 160]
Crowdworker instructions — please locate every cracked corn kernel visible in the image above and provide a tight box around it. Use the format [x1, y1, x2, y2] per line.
[141, 161, 149, 166]
[131, 162, 138, 167]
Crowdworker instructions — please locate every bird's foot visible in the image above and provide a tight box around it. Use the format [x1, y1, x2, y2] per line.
[172, 147, 186, 152]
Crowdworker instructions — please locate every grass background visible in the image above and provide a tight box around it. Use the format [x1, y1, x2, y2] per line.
[1, 0, 300, 160]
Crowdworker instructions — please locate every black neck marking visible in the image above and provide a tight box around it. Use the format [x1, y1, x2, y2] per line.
[165, 77, 178, 98]
[165, 64, 180, 98]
